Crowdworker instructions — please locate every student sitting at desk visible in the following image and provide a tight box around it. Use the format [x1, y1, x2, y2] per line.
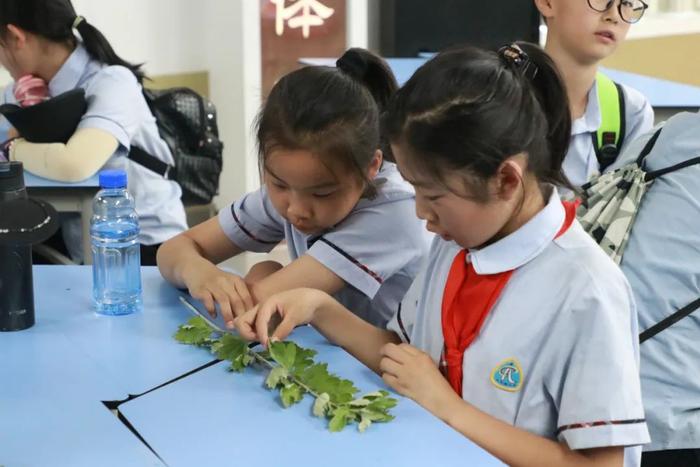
[237, 44, 650, 467]
[0, 0, 187, 265]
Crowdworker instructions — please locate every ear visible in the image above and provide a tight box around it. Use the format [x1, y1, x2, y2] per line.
[534, 0, 555, 19]
[494, 156, 526, 202]
[367, 149, 383, 180]
[5, 24, 28, 49]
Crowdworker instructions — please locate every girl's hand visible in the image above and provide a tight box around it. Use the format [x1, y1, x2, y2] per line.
[7, 127, 19, 139]
[234, 288, 328, 345]
[184, 263, 254, 328]
[380, 343, 462, 419]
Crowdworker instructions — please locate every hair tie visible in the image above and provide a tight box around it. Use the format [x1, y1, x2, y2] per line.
[336, 49, 369, 82]
[72, 15, 85, 30]
[498, 44, 538, 80]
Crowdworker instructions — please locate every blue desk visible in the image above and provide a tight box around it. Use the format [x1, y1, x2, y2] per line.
[120, 326, 503, 467]
[300, 57, 700, 109]
[25, 173, 101, 264]
[30, 266, 217, 397]
[0, 266, 216, 465]
[2, 266, 501, 466]
[1, 329, 165, 467]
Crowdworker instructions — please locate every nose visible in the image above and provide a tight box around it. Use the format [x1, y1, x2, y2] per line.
[603, 1, 621, 23]
[286, 192, 312, 223]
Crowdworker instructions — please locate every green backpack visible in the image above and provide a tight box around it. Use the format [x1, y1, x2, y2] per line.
[593, 72, 626, 172]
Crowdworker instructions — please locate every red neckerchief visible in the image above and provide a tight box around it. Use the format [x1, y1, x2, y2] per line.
[439, 201, 578, 395]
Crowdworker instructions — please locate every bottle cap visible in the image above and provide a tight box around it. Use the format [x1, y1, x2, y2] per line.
[99, 169, 127, 189]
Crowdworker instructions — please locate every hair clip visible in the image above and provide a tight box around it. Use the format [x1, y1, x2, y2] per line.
[498, 44, 539, 80]
[72, 15, 85, 30]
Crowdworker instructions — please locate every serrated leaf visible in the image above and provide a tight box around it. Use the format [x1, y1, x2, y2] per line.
[280, 382, 304, 408]
[360, 408, 395, 423]
[265, 366, 289, 389]
[362, 390, 389, 400]
[348, 398, 370, 407]
[312, 393, 331, 417]
[328, 406, 351, 432]
[301, 363, 358, 404]
[211, 334, 252, 372]
[269, 341, 297, 369]
[174, 317, 214, 345]
[291, 348, 317, 376]
[269, 341, 318, 376]
[358, 414, 372, 433]
[366, 396, 398, 412]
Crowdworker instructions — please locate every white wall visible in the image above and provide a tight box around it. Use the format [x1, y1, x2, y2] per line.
[72, 0, 208, 75]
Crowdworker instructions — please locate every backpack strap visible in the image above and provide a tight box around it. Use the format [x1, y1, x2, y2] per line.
[128, 146, 177, 180]
[645, 155, 700, 182]
[640, 297, 700, 343]
[635, 127, 664, 167]
[592, 73, 626, 172]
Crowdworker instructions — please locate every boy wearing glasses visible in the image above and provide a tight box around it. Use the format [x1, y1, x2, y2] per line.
[535, 0, 654, 189]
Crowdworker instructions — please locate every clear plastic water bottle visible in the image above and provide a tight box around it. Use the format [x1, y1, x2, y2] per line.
[91, 169, 142, 315]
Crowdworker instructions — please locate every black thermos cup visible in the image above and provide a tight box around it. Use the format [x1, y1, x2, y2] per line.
[0, 162, 34, 331]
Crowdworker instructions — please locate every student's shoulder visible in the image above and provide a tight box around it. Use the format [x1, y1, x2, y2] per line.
[551, 222, 633, 308]
[84, 65, 141, 98]
[366, 162, 416, 205]
[619, 82, 652, 117]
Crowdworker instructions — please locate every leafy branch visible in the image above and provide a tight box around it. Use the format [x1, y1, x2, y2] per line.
[174, 316, 397, 432]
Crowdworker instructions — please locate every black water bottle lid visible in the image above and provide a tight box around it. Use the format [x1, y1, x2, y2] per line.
[0, 161, 25, 192]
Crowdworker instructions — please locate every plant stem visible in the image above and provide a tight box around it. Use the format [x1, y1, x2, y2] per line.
[249, 349, 337, 408]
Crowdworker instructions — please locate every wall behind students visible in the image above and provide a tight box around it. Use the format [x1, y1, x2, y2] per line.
[603, 33, 700, 87]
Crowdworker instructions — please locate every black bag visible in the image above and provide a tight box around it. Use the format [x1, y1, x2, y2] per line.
[129, 87, 224, 205]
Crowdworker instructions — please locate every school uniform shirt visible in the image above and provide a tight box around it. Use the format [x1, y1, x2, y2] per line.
[563, 78, 654, 189]
[0, 44, 188, 262]
[608, 111, 700, 452]
[218, 161, 432, 327]
[388, 187, 650, 467]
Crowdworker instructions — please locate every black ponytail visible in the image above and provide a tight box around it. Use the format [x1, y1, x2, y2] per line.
[256, 48, 398, 196]
[0, 0, 145, 83]
[74, 18, 145, 83]
[336, 47, 398, 114]
[515, 42, 571, 190]
[336, 48, 398, 162]
[385, 42, 573, 198]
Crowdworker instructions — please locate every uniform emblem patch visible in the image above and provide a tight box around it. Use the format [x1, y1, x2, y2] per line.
[490, 358, 523, 392]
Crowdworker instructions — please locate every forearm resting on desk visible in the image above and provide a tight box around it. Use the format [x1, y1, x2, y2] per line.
[10, 128, 118, 182]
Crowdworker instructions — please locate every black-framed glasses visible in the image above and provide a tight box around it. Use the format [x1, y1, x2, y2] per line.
[587, 0, 649, 24]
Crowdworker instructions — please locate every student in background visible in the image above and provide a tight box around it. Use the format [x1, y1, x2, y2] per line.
[236, 43, 649, 467]
[535, 0, 654, 188]
[0, 0, 187, 265]
[158, 48, 430, 330]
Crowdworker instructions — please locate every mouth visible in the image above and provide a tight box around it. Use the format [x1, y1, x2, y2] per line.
[595, 30, 616, 43]
[427, 225, 452, 241]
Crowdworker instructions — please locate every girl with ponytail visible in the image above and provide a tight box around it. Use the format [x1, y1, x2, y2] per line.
[0, 0, 188, 265]
[235, 43, 650, 467]
[158, 48, 430, 330]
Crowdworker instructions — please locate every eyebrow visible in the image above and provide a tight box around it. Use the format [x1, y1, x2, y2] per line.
[264, 165, 340, 191]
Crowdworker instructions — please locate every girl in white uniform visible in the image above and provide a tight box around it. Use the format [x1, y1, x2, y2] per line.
[535, 0, 654, 188]
[0, 0, 188, 265]
[158, 48, 430, 329]
[236, 43, 650, 467]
